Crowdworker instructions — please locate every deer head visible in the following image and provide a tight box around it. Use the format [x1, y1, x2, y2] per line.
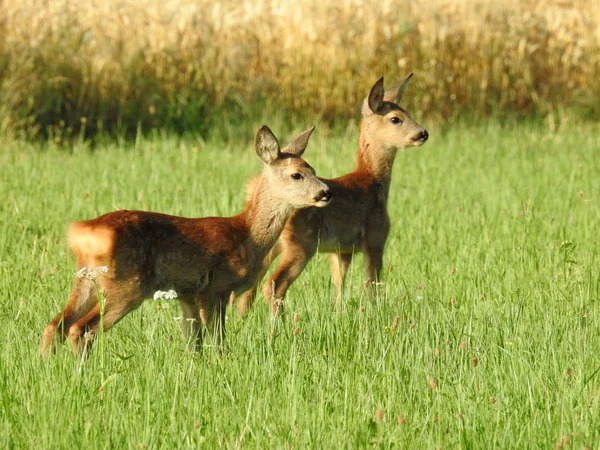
[255, 125, 332, 208]
[361, 73, 429, 150]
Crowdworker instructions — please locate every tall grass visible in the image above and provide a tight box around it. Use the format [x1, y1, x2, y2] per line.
[0, 0, 598, 139]
[1, 121, 599, 447]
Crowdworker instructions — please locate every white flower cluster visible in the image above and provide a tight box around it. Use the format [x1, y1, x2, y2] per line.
[75, 266, 109, 280]
[153, 289, 178, 301]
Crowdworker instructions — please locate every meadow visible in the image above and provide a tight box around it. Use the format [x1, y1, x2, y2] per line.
[1, 118, 599, 448]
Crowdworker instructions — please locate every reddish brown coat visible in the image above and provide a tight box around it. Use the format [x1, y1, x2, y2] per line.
[40, 125, 331, 356]
[234, 75, 428, 315]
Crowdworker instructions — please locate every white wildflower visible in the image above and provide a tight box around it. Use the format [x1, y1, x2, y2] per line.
[83, 331, 94, 342]
[153, 289, 178, 301]
[75, 266, 109, 280]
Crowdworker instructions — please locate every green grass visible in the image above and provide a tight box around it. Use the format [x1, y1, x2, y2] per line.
[1, 120, 600, 448]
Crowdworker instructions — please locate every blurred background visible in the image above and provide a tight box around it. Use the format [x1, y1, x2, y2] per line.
[0, 0, 598, 141]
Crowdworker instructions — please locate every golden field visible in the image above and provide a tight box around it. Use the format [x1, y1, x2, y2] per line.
[0, 0, 598, 139]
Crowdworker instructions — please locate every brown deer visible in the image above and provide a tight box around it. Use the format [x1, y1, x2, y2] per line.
[40, 125, 332, 357]
[234, 74, 428, 315]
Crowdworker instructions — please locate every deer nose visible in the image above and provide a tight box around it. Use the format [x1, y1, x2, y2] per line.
[414, 130, 429, 142]
[315, 189, 332, 204]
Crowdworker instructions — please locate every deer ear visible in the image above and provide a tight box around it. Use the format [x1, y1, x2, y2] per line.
[363, 77, 385, 116]
[383, 72, 413, 104]
[255, 125, 281, 164]
[281, 126, 315, 157]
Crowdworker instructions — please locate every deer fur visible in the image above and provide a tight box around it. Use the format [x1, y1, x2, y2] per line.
[234, 74, 428, 315]
[40, 125, 332, 357]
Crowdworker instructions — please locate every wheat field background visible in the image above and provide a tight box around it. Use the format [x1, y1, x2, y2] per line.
[0, 0, 598, 139]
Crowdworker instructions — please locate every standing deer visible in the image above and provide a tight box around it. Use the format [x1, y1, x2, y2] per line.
[234, 74, 428, 315]
[40, 125, 332, 357]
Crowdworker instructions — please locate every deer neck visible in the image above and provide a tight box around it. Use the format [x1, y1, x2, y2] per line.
[355, 131, 397, 198]
[241, 175, 294, 253]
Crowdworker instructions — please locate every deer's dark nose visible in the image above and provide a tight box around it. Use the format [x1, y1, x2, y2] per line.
[315, 189, 332, 203]
[414, 130, 429, 142]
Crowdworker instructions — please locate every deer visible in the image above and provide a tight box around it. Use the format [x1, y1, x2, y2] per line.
[40, 125, 332, 357]
[233, 74, 428, 316]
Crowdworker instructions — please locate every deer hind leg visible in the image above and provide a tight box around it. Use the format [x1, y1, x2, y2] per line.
[178, 298, 203, 352]
[67, 280, 144, 357]
[262, 239, 317, 316]
[40, 277, 99, 357]
[329, 252, 353, 307]
[233, 241, 283, 317]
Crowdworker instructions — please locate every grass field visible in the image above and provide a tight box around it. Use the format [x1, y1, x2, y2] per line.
[1, 120, 599, 448]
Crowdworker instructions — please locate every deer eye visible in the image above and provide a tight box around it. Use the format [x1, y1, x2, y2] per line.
[390, 117, 403, 125]
[291, 173, 303, 180]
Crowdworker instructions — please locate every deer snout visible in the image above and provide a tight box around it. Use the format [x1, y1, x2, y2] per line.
[413, 129, 429, 143]
[314, 189, 332, 207]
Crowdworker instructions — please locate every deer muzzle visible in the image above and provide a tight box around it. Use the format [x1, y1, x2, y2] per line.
[413, 129, 429, 144]
[313, 189, 332, 207]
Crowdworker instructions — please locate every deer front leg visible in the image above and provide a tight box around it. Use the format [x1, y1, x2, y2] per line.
[178, 298, 203, 352]
[231, 287, 256, 317]
[232, 241, 283, 316]
[364, 214, 389, 299]
[200, 297, 227, 350]
[364, 247, 385, 300]
[262, 239, 317, 316]
[329, 252, 353, 307]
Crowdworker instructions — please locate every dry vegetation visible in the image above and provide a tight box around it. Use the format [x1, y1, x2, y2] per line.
[0, 0, 598, 139]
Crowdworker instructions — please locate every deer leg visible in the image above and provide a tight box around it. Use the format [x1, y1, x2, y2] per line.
[234, 264, 269, 317]
[231, 287, 256, 317]
[231, 241, 282, 317]
[262, 240, 317, 316]
[201, 298, 227, 350]
[66, 281, 144, 357]
[365, 248, 384, 299]
[364, 216, 389, 298]
[40, 277, 99, 357]
[329, 252, 353, 307]
[178, 298, 203, 352]
[214, 299, 227, 350]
